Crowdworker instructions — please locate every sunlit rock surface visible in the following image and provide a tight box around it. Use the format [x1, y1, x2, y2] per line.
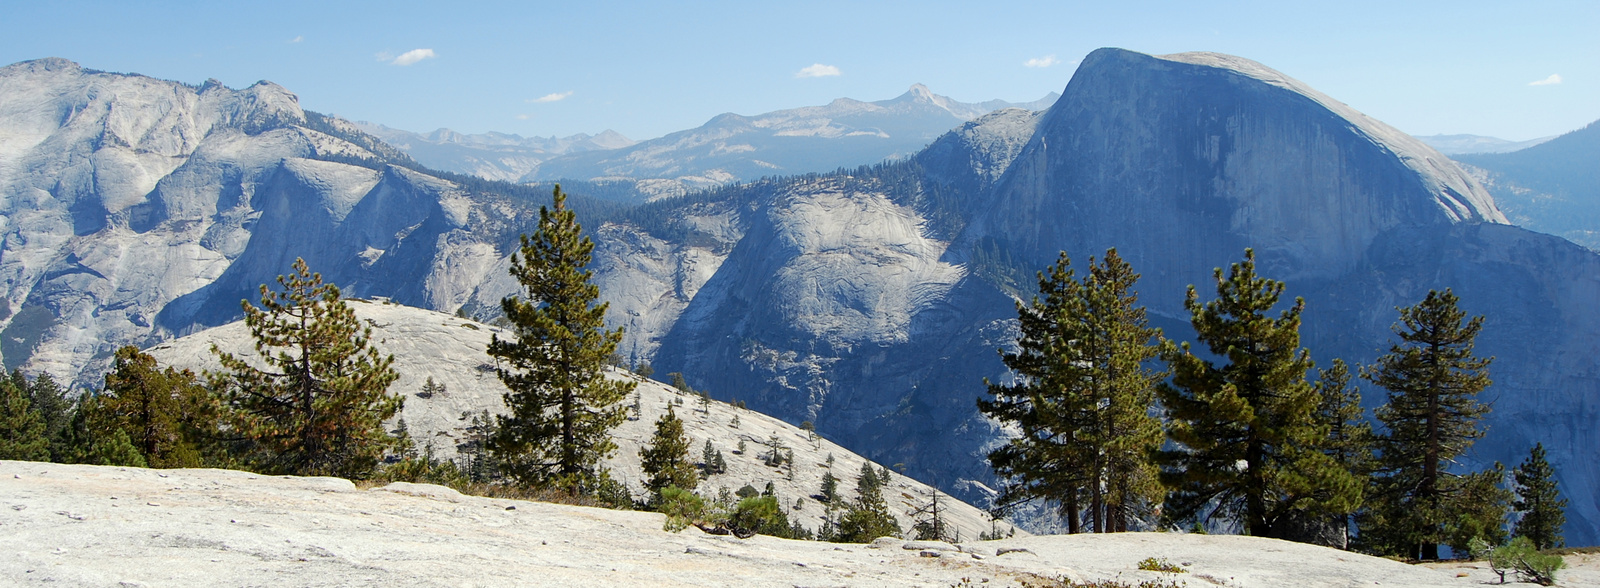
[6, 459, 1559, 587]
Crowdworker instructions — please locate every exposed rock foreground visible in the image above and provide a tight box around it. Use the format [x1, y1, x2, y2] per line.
[11, 461, 1593, 588]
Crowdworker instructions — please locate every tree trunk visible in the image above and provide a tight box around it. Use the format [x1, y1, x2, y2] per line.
[1067, 490, 1081, 534]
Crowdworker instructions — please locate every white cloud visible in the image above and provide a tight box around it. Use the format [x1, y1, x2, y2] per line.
[515, 114, 531, 120]
[1024, 55, 1060, 68]
[795, 63, 842, 78]
[390, 48, 436, 66]
[1529, 74, 1562, 86]
[530, 91, 573, 103]
[288, 36, 303, 44]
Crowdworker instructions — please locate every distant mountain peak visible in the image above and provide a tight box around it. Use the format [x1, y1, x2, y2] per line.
[589, 129, 635, 149]
[1, 56, 82, 75]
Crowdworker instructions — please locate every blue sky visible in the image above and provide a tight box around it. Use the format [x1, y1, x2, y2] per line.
[2, 1, 1595, 142]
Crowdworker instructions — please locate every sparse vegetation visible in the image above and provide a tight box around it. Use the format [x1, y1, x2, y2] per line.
[417, 376, 445, 399]
[1018, 575, 1187, 588]
[1135, 557, 1185, 573]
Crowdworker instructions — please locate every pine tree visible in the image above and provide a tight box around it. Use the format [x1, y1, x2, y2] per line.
[700, 439, 720, 475]
[99, 346, 217, 468]
[13, 370, 71, 461]
[1314, 359, 1374, 546]
[1512, 443, 1566, 550]
[910, 488, 951, 541]
[820, 470, 840, 504]
[980, 249, 1168, 533]
[640, 406, 698, 501]
[979, 252, 1093, 533]
[697, 437, 729, 476]
[418, 377, 445, 399]
[1158, 249, 1359, 538]
[209, 258, 403, 478]
[1362, 289, 1494, 560]
[488, 185, 633, 492]
[1083, 249, 1167, 532]
[0, 375, 49, 461]
[834, 465, 901, 542]
[857, 461, 880, 494]
[456, 410, 496, 483]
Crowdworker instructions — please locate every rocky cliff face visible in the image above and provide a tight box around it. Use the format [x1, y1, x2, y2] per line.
[640, 50, 1600, 544]
[0, 59, 522, 381]
[976, 49, 1504, 293]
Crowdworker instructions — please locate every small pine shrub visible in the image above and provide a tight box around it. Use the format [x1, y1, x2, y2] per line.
[658, 486, 707, 532]
[1472, 536, 1566, 586]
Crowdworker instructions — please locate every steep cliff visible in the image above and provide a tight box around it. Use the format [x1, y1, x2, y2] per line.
[0, 59, 539, 382]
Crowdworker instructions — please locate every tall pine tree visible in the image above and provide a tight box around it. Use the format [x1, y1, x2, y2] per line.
[981, 249, 1165, 533]
[1362, 289, 1494, 560]
[1082, 249, 1167, 532]
[209, 258, 403, 478]
[1158, 249, 1359, 538]
[639, 406, 698, 501]
[488, 185, 633, 492]
[1512, 443, 1566, 550]
[981, 252, 1090, 531]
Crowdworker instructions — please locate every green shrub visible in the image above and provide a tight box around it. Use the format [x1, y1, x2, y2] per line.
[1473, 536, 1566, 586]
[658, 486, 707, 532]
[1136, 557, 1186, 573]
[374, 459, 467, 487]
[729, 495, 792, 538]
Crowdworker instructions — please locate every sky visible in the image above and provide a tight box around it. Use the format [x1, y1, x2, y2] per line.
[2, 1, 1595, 142]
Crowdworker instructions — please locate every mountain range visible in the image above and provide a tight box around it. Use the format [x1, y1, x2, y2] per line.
[353, 123, 636, 183]
[1414, 133, 1555, 155]
[371, 85, 1057, 202]
[1451, 121, 1600, 249]
[2, 50, 1598, 546]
